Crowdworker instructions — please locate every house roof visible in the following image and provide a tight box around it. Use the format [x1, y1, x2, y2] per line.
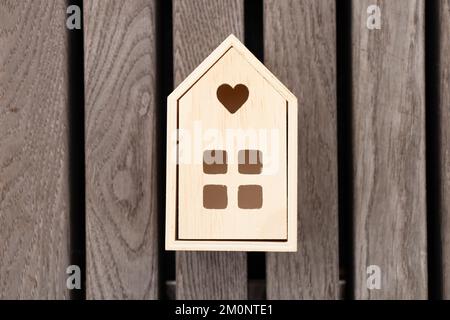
[168, 34, 297, 105]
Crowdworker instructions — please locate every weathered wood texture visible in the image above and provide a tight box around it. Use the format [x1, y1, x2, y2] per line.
[440, 0, 450, 299]
[84, 0, 159, 299]
[264, 0, 340, 299]
[352, 0, 427, 299]
[0, 0, 70, 299]
[173, 0, 247, 299]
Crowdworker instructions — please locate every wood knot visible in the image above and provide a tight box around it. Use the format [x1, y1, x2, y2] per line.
[139, 92, 150, 116]
[112, 170, 133, 201]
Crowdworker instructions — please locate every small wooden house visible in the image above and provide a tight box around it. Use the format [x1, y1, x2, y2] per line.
[166, 35, 297, 251]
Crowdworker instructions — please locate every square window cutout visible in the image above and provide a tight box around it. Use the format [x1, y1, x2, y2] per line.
[203, 150, 227, 174]
[238, 150, 262, 174]
[238, 185, 263, 209]
[203, 185, 228, 209]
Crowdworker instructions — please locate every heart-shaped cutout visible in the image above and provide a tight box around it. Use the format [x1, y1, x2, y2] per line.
[217, 84, 249, 114]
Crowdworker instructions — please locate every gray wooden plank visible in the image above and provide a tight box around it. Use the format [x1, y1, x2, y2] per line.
[0, 0, 70, 299]
[84, 0, 159, 299]
[352, 0, 427, 299]
[264, 0, 340, 299]
[440, 0, 450, 299]
[177, 252, 247, 299]
[173, 0, 247, 299]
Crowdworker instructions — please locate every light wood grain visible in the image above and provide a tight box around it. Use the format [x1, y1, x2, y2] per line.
[264, 0, 340, 299]
[440, 0, 450, 299]
[352, 0, 427, 299]
[84, 0, 159, 299]
[176, 47, 288, 242]
[173, 0, 247, 299]
[0, 0, 70, 299]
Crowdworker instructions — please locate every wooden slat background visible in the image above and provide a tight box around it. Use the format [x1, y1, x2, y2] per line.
[352, 0, 427, 299]
[0, 0, 448, 300]
[264, 0, 340, 299]
[440, 0, 450, 300]
[84, 0, 159, 299]
[0, 0, 70, 299]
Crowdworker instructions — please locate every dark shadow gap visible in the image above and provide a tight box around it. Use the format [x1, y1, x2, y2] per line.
[66, 0, 86, 300]
[244, 0, 266, 300]
[425, 0, 442, 300]
[335, 0, 354, 300]
[245, 0, 264, 62]
[156, 0, 174, 300]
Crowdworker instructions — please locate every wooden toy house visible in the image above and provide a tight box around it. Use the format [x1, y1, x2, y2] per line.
[166, 35, 297, 251]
